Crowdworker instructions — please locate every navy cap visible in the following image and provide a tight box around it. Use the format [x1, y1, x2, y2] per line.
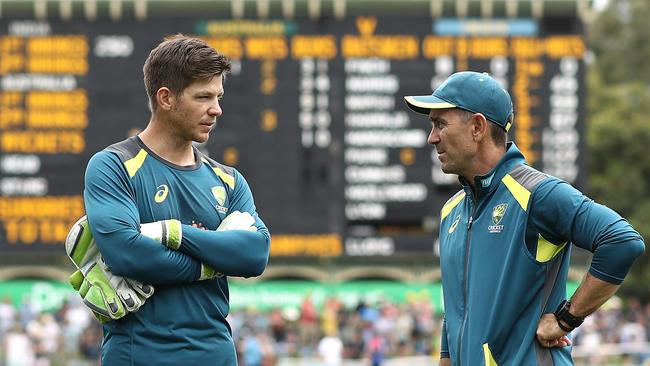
[404, 71, 514, 131]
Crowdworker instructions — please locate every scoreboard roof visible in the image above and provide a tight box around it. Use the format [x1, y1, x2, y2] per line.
[0, 0, 596, 21]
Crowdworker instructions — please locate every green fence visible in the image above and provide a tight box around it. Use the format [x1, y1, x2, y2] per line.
[0, 279, 579, 314]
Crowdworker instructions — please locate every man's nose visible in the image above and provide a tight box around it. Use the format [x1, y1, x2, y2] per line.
[428, 128, 440, 145]
[208, 101, 222, 117]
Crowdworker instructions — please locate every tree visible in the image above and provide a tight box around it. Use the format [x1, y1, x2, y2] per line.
[587, 0, 650, 299]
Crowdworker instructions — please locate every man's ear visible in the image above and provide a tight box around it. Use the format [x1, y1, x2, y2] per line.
[156, 87, 173, 111]
[471, 113, 489, 141]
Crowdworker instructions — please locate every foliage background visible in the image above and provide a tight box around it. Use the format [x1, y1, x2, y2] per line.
[587, 0, 650, 299]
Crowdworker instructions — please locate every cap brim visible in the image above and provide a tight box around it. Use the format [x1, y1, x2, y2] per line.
[404, 95, 457, 115]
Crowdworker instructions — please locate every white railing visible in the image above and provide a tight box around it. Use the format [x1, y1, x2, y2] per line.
[276, 345, 650, 366]
[572, 342, 650, 357]
[277, 356, 436, 366]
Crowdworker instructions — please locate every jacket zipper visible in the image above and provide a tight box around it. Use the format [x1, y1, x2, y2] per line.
[458, 196, 476, 366]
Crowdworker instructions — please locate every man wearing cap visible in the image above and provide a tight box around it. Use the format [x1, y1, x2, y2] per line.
[404, 71, 644, 365]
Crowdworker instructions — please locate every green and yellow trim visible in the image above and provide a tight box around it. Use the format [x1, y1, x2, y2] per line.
[502, 174, 531, 211]
[536, 234, 567, 262]
[441, 191, 466, 220]
[124, 149, 148, 178]
[213, 167, 235, 189]
[483, 343, 499, 366]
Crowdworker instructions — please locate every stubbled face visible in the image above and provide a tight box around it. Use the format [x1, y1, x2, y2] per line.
[427, 108, 477, 178]
[168, 75, 224, 144]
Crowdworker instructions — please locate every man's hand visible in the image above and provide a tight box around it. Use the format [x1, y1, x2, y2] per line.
[536, 313, 572, 348]
[66, 216, 155, 322]
[439, 357, 452, 366]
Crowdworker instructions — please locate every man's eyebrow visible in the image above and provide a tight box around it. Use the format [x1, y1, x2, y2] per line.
[195, 90, 215, 95]
[194, 89, 224, 97]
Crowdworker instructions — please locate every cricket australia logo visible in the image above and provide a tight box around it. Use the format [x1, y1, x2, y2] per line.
[488, 203, 507, 234]
[211, 186, 228, 214]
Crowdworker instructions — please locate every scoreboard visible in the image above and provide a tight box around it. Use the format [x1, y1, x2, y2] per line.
[0, 14, 585, 258]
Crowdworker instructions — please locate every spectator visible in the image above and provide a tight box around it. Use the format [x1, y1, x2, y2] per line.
[0, 297, 16, 335]
[318, 330, 343, 366]
[27, 312, 61, 366]
[242, 332, 263, 366]
[367, 332, 387, 366]
[78, 323, 102, 364]
[619, 313, 648, 363]
[3, 319, 35, 366]
[298, 294, 319, 354]
[5, 291, 650, 365]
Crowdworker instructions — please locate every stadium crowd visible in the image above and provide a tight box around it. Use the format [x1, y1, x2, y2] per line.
[0, 293, 649, 366]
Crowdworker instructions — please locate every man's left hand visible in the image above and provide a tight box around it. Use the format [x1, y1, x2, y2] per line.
[536, 313, 572, 348]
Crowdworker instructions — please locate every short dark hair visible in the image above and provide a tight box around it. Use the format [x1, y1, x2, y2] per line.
[143, 34, 231, 111]
[457, 108, 508, 148]
[489, 114, 510, 148]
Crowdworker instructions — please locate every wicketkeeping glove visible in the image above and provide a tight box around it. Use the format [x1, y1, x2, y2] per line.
[216, 211, 257, 232]
[66, 216, 154, 322]
[140, 219, 183, 250]
[139, 213, 256, 280]
[195, 211, 257, 280]
[139, 218, 221, 281]
[194, 211, 257, 281]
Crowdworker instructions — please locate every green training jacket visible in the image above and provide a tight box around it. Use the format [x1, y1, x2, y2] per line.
[438, 142, 644, 365]
[84, 136, 270, 365]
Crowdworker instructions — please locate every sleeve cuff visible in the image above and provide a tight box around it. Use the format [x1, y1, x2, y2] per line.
[589, 267, 623, 285]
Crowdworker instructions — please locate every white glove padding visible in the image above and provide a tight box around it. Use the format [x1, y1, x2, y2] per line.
[66, 215, 154, 320]
[140, 219, 183, 250]
[96, 256, 154, 312]
[217, 211, 257, 232]
[196, 211, 256, 281]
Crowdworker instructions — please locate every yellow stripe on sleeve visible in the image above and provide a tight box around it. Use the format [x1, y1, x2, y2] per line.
[483, 343, 499, 366]
[441, 191, 466, 220]
[124, 149, 148, 178]
[501, 174, 531, 211]
[536, 234, 567, 263]
[213, 167, 235, 189]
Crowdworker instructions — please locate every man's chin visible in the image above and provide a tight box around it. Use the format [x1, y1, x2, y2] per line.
[440, 165, 454, 175]
[194, 133, 210, 144]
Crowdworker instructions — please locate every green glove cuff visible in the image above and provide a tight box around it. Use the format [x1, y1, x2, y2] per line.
[140, 219, 183, 250]
[66, 215, 98, 268]
[165, 219, 182, 250]
[199, 263, 223, 281]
